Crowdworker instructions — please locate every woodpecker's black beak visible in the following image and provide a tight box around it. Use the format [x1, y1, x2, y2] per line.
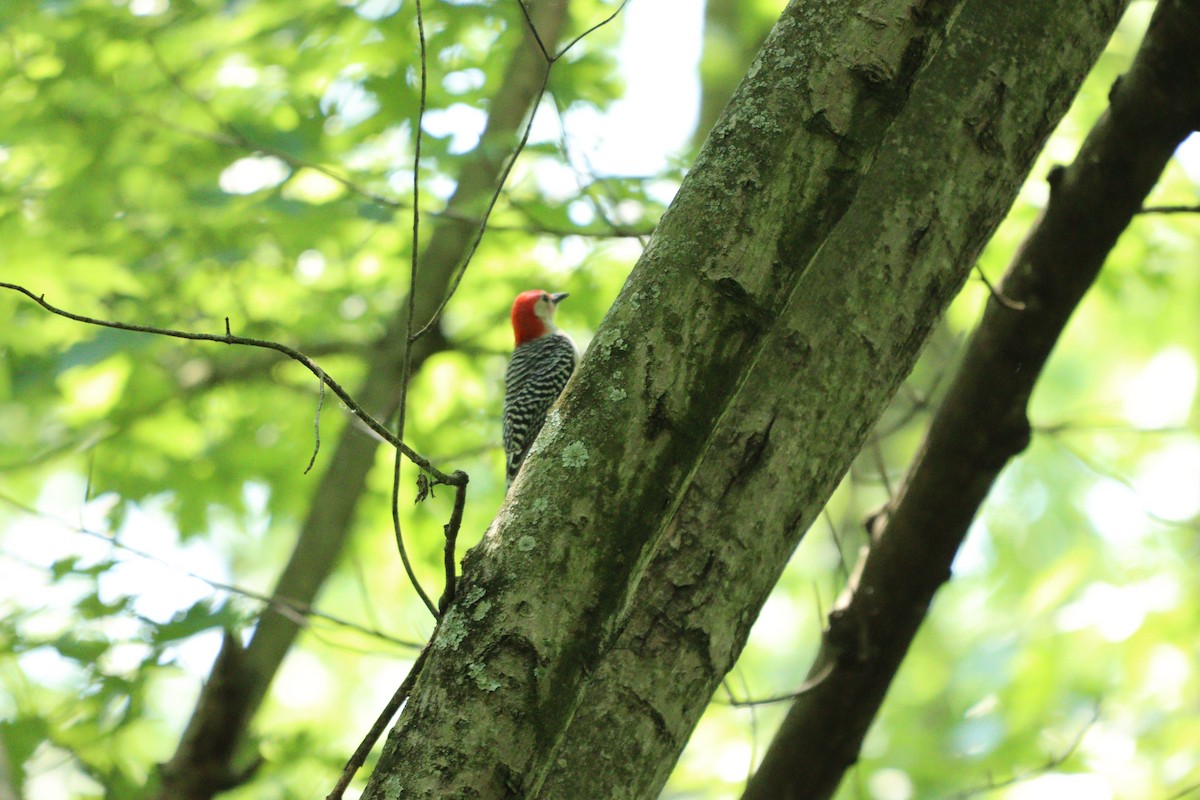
[550, 292, 569, 304]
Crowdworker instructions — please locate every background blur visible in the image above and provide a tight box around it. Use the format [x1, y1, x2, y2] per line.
[1, 0, 1198, 798]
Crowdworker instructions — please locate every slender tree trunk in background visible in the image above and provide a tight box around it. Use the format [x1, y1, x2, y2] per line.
[151, 4, 571, 798]
[361, 1, 1125, 798]
[743, 3, 1200, 798]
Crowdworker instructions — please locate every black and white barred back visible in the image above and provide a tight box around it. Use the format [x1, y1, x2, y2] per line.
[503, 332, 578, 486]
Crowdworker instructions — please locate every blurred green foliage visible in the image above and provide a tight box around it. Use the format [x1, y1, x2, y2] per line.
[1, 0, 1197, 798]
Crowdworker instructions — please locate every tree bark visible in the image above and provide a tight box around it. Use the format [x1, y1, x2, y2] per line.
[360, 0, 1125, 798]
[152, 4, 570, 797]
[743, 2, 1200, 798]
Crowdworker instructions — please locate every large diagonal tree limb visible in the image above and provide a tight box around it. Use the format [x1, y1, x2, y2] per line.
[533, 1, 1131, 797]
[152, 4, 571, 798]
[743, 2, 1200, 798]
[360, 0, 1124, 798]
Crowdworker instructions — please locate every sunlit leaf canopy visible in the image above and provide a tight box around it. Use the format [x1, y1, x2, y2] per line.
[1, 0, 1197, 797]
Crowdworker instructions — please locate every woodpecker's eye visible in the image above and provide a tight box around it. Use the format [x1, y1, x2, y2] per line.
[541, 293, 550, 302]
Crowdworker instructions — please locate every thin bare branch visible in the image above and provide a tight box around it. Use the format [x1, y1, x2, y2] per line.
[941, 704, 1100, 800]
[1033, 419, 1189, 436]
[392, 0, 440, 620]
[125, 102, 664, 240]
[823, 508, 853, 586]
[868, 436, 895, 501]
[548, 95, 654, 245]
[304, 378, 326, 475]
[554, 0, 631, 62]
[1041, 433, 1200, 530]
[437, 482, 469, 613]
[408, 0, 633, 341]
[974, 262, 1027, 311]
[717, 661, 837, 708]
[1137, 203, 1200, 214]
[1163, 778, 1200, 800]
[0, 282, 465, 488]
[515, 0, 553, 62]
[0, 491, 423, 651]
[327, 645, 432, 800]
[146, 41, 403, 210]
[408, 62, 552, 342]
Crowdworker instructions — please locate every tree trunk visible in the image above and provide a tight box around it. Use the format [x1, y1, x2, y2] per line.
[360, 0, 1126, 798]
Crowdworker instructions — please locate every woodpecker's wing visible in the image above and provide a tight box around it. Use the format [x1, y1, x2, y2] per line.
[503, 333, 577, 485]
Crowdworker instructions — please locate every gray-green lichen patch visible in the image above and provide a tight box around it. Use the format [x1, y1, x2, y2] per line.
[436, 610, 468, 651]
[594, 329, 628, 360]
[608, 387, 627, 402]
[517, 535, 537, 552]
[468, 662, 501, 692]
[534, 409, 564, 450]
[628, 284, 661, 310]
[561, 441, 589, 469]
[471, 600, 492, 621]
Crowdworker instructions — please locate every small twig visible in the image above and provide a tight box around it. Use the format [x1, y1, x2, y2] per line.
[941, 703, 1100, 800]
[1033, 420, 1187, 436]
[132, 101, 653, 241]
[393, 505, 437, 618]
[717, 661, 837, 708]
[304, 378, 325, 475]
[811, 581, 825, 626]
[823, 508, 853, 586]
[554, 0, 632, 62]
[517, 0, 630, 65]
[0, 283, 465, 488]
[1042, 433, 1200, 531]
[548, 96, 653, 246]
[471, 217, 655, 238]
[147, 41, 404, 211]
[974, 263, 1026, 311]
[1164, 778, 1200, 800]
[125, 104, 661, 241]
[408, 62, 552, 343]
[391, 0, 440, 621]
[0, 491, 423, 650]
[1137, 204, 1200, 215]
[407, 0, 632, 342]
[437, 481, 469, 613]
[515, 0, 552, 62]
[135, 102, 403, 209]
[869, 436, 895, 501]
[349, 548, 385, 635]
[874, 384, 933, 439]
[719, 672, 761, 787]
[327, 644, 432, 800]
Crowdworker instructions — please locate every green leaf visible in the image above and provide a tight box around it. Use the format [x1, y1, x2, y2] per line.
[148, 600, 241, 645]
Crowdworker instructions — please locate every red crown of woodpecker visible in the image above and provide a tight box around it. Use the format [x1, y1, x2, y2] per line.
[511, 289, 568, 345]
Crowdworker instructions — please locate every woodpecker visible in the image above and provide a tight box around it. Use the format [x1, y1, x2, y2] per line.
[503, 289, 577, 487]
